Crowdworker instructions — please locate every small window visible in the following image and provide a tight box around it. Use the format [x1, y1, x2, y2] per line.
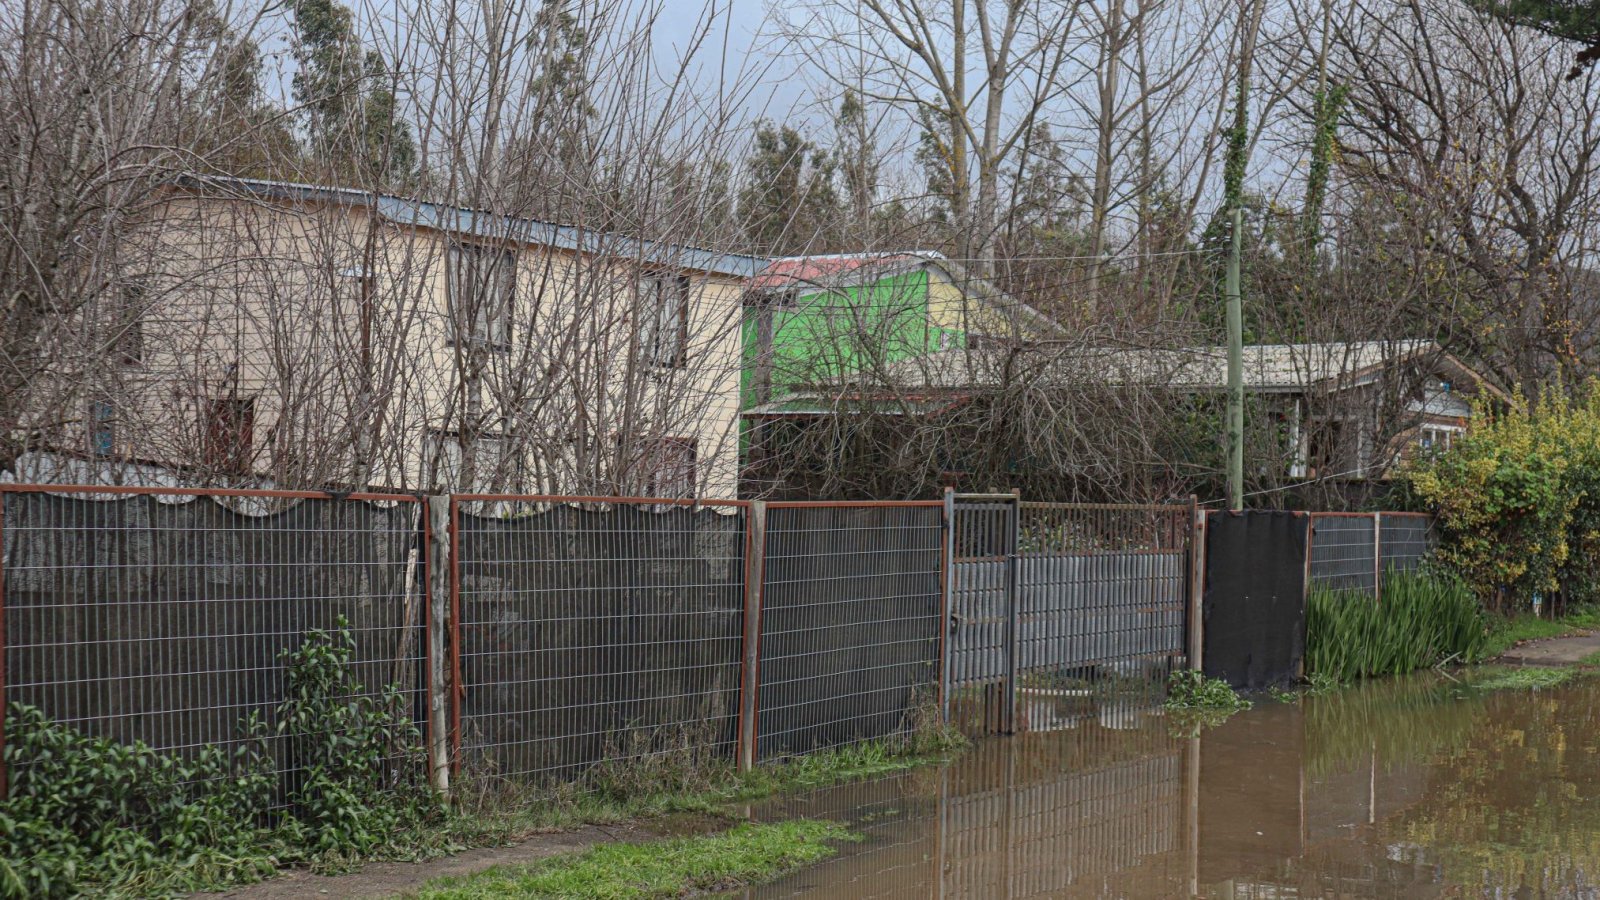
[113, 279, 146, 365]
[639, 273, 690, 368]
[646, 436, 697, 498]
[87, 400, 116, 458]
[448, 244, 516, 348]
[1419, 427, 1455, 452]
[204, 395, 256, 472]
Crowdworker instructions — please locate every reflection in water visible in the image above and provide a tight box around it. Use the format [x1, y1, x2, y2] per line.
[739, 674, 1600, 898]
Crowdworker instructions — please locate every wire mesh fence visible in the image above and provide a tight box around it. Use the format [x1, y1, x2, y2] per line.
[949, 497, 1017, 692]
[1308, 512, 1436, 598]
[948, 500, 1191, 736]
[451, 496, 747, 785]
[0, 486, 426, 804]
[1307, 514, 1379, 594]
[1379, 513, 1435, 577]
[755, 502, 945, 760]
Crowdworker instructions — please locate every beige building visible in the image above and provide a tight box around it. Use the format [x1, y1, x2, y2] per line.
[54, 177, 761, 498]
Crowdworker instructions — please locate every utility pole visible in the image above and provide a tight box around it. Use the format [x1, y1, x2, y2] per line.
[1226, 208, 1244, 511]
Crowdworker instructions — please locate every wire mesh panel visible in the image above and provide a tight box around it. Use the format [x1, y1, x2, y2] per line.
[1307, 514, 1378, 594]
[1379, 513, 1435, 580]
[452, 497, 746, 784]
[1, 487, 425, 803]
[950, 497, 1017, 688]
[1015, 504, 1189, 690]
[756, 503, 943, 760]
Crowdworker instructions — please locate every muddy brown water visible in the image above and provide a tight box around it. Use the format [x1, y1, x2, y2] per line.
[732, 674, 1600, 898]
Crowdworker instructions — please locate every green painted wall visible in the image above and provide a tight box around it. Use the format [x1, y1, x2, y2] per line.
[741, 269, 963, 408]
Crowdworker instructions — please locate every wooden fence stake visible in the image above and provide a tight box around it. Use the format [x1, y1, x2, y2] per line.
[427, 495, 452, 800]
[737, 500, 766, 772]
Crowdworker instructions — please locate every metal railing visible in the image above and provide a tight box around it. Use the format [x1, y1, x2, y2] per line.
[0, 483, 1240, 796]
[754, 501, 946, 760]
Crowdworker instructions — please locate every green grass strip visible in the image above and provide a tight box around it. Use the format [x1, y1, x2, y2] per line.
[1470, 665, 1583, 691]
[415, 820, 855, 899]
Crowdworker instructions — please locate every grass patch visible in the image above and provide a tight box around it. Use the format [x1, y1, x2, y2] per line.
[1469, 665, 1583, 692]
[450, 729, 968, 844]
[1482, 606, 1600, 658]
[415, 820, 856, 899]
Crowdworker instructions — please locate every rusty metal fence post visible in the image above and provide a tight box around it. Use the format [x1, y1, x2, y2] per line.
[0, 490, 7, 798]
[941, 487, 956, 724]
[738, 500, 766, 773]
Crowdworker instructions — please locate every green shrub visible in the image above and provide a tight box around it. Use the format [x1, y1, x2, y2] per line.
[1164, 669, 1251, 711]
[0, 705, 276, 897]
[1305, 568, 1488, 682]
[1, 617, 440, 898]
[1402, 384, 1600, 613]
[275, 623, 436, 857]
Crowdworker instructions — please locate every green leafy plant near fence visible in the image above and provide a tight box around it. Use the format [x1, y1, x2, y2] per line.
[0, 618, 441, 898]
[1402, 384, 1600, 613]
[1306, 568, 1489, 682]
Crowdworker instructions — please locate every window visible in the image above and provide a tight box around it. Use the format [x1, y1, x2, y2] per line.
[204, 395, 256, 472]
[87, 400, 115, 458]
[1306, 418, 1349, 477]
[116, 280, 145, 366]
[1420, 426, 1457, 453]
[639, 273, 690, 368]
[448, 244, 516, 348]
[646, 437, 697, 498]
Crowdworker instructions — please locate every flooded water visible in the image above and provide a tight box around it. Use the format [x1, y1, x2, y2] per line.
[736, 673, 1600, 898]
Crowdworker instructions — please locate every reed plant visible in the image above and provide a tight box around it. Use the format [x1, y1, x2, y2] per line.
[1305, 568, 1489, 682]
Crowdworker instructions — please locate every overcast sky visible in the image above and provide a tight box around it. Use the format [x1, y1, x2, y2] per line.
[648, 0, 812, 121]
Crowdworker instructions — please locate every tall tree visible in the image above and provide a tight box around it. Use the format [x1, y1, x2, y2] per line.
[784, 0, 1079, 277]
[835, 89, 880, 236]
[288, 0, 415, 183]
[738, 120, 841, 254]
[1482, 0, 1600, 78]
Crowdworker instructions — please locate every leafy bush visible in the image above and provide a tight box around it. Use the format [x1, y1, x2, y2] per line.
[1, 618, 439, 898]
[275, 623, 436, 856]
[1165, 669, 1251, 711]
[1305, 568, 1488, 682]
[0, 706, 276, 897]
[1403, 385, 1600, 613]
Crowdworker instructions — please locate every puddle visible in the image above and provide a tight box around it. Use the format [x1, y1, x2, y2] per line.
[735, 673, 1600, 897]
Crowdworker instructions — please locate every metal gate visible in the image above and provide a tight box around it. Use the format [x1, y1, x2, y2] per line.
[948, 493, 1196, 734]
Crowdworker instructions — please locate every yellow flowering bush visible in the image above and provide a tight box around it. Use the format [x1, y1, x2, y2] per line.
[1402, 385, 1600, 613]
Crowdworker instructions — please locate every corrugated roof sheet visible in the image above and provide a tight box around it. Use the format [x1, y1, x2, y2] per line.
[182, 176, 768, 278]
[863, 340, 1475, 392]
[748, 252, 940, 290]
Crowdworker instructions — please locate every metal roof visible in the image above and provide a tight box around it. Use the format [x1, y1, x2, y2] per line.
[860, 340, 1495, 395]
[179, 176, 768, 278]
[747, 251, 1066, 337]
